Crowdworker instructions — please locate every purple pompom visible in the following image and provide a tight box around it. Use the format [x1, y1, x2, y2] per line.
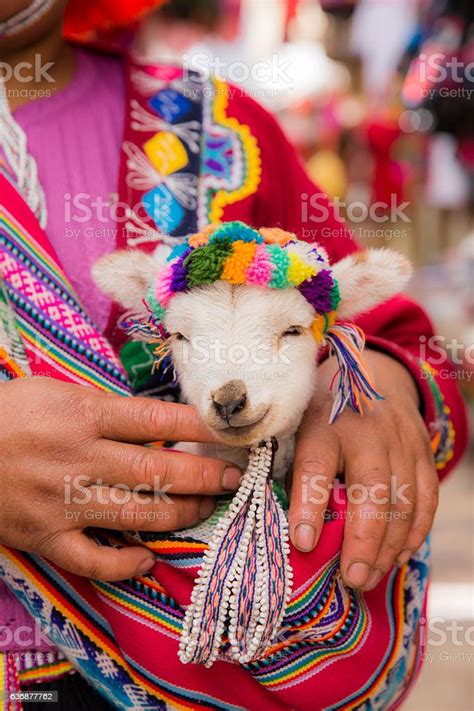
[298, 269, 334, 314]
[170, 249, 191, 292]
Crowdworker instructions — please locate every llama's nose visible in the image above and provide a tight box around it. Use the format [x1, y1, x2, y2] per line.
[212, 380, 247, 424]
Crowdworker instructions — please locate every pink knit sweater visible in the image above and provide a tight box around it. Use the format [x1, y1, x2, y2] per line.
[14, 46, 125, 330]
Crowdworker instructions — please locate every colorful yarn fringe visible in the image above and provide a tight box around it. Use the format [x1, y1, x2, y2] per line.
[131, 221, 381, 421]
[326, 323, 383, 423]
[179, 439, 292, 667]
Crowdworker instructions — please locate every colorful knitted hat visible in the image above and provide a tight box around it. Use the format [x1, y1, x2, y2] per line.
[136, 221, 381, 423]
[147, 220, 340, 343]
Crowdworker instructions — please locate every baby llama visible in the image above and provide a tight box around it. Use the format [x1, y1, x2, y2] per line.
[93, 221, 411, 667]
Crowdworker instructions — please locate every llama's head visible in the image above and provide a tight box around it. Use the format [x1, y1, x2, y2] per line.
[93, 223, 411, 446]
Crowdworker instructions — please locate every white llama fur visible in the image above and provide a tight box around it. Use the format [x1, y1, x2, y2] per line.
[93, 244, 411, 480]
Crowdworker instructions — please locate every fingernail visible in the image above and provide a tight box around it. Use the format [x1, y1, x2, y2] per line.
[396, 549, 413, 567]
[294, 523, 317, 552]
[364, 568, 384, 591]
[222, 466, 242, 491]
[346, 561, 371, 588]
[138, 557, 155, 574]
[199, 497, 216, 520]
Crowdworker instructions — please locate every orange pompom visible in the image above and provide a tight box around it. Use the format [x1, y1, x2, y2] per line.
[188, 224, 220, 248]
[221, 241, 257, 284]
[258, 227, 295, 245]
[188, 232, 209, 248]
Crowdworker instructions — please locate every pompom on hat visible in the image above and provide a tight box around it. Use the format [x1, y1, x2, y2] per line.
[132, 221, 382, 424]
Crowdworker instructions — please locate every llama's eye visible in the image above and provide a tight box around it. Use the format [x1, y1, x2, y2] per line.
[173, 332, 188, 342]
[281, 326, 304, 337]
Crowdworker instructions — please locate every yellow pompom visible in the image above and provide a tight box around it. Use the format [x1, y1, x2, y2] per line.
[310, 315, 326, 343]
[287, 253, 317, 286]
[310, 311, 338, 343]
[327, 311, 337, 328]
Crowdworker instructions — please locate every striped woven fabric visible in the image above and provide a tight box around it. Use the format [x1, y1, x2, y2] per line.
[0, 174, 431, 710]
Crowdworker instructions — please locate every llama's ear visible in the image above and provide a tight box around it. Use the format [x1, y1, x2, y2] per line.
[331, 249, 412, 320]
[92, 250, 159, 310]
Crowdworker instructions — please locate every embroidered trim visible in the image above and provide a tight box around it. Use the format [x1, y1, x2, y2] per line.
[201, 79, 262, 225]
[421, 362, 456, 470]
[123, 64, 262, 245]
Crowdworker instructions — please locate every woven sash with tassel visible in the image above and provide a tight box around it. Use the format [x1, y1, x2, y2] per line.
[179, 438, 292, 667]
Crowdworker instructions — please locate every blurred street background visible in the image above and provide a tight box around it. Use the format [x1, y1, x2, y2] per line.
[137, 0, 474, 708]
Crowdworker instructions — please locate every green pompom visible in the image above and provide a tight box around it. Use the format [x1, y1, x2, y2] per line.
[147, 288, 166, 322]
[267, 244, 290, 289]
[329, 279, 341, 310]
[209, 221, 262, 244]
[184, 241, 233, 287]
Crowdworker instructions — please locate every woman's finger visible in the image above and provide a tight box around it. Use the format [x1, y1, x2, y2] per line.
[93, 394, 217, 444]
[70, 486, 216, 533]
[289, 424, 340, 552]
[396, 450, 438, 566]
[84, 440, 242, 495]
[41, 530, 156, 582]
[340, 444, 391, 589]
[363, 445, 416, 591]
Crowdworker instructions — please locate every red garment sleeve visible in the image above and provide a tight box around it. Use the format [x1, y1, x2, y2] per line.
[357, 296, 468, 481]
[231, 91, 467, 479]
[229, 90, 358, 262]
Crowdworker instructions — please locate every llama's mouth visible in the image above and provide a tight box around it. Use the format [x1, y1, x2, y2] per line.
[211, 410, 270, 442]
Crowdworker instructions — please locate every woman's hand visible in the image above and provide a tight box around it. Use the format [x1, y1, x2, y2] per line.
[0, 378, 241, 581]
[289, 350, 438, 591]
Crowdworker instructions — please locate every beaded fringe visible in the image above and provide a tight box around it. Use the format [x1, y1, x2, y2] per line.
[0, 82, 47, 229]
[179, 440, 292, 667]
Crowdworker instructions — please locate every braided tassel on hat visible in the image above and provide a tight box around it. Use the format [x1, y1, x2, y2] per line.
[325, 323, 383, 424]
